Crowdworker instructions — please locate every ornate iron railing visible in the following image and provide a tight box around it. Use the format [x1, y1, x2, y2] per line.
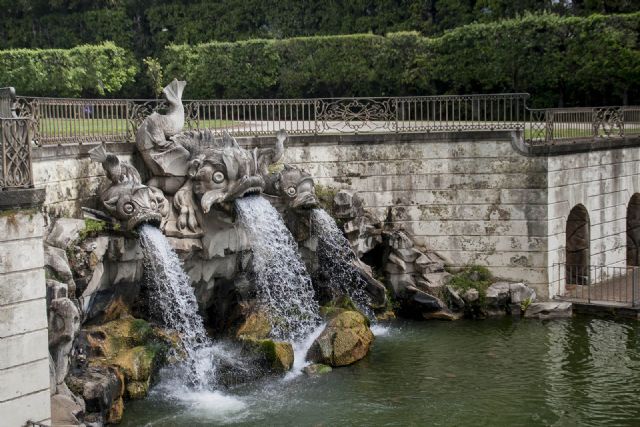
[0, 87, 17, 118]
[552, 263, 640, 307]
[12, 92, 640, 146]
[0, 117, 36, 190]
[15, 93, 530, 145]
[527, 106, 640, 145]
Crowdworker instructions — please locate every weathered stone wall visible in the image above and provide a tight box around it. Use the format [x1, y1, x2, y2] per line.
[30, 134, 640, 300]
[0, 210, 51, 426]
[545, 146, 640, 296]
[32, 143, 138, 219]
[266, 131, 551, 297]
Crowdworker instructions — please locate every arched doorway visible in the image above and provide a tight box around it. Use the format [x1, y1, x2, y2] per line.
[566, 205, 590, 285]
[627, 194, 640, 266]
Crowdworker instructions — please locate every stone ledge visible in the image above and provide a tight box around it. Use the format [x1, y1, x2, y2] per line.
[512, 133, 640, 157]
[31, 141, 135, 160]
[239, 130, 516, 148]
[0, 188, 45, 210]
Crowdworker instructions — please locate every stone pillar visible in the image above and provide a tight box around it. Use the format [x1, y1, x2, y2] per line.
[0, 188, 51, 426]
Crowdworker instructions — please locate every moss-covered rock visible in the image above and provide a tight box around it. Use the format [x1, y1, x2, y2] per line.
[303, 363, 332, 376]
[243, 338, 294, 373]
[81, 316, 176, 400]
[307, 310, 373, 367]
[235, 310, 272, 340]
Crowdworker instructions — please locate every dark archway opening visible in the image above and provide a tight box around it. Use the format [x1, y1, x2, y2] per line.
[566, 204, 590, 285]
[627, 194, 640, 267]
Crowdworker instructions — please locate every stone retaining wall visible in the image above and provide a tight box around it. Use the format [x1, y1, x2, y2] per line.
[30, 133, 640, 299]
[0, 210, 51, 426]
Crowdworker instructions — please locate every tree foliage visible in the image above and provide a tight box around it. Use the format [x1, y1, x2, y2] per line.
[163, 13, 640, 106]
[0, 42, 138, 97]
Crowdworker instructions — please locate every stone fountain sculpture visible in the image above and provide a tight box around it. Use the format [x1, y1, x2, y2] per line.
[91, 79, 284, 236]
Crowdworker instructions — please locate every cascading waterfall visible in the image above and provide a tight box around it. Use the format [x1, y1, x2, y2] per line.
[138, 224, 218, 389]
[235, 196, 320, 341]
[310, 208, 375, 320]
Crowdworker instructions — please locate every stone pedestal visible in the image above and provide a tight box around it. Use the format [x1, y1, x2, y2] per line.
[0, 188, 51, 426]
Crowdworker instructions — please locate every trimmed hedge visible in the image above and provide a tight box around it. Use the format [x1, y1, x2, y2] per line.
[0, 9, 133, 51]
[0, 42, 138, 97]
[162, 13, 640, 106]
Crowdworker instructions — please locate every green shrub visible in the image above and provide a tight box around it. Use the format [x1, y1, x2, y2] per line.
[0, 42, 138, 97]
[447, 265, 493, 303]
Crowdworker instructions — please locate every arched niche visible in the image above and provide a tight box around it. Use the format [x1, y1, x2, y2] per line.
[566, 204, 590, 285]
[627, 194, 640, 266]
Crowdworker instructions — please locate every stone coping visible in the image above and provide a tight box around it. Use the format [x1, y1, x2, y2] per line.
[28, 131, 640, 161]
[0, 187, 46, 210]
[511, 134, 640, 157]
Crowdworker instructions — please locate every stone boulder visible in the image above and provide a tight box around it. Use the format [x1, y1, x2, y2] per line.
[45, 245, 74, 284]
[78, 317, 178, 401]
[66, 365, 124, 424]
[307, 310, 374, 367]
[243, 339, 294, 373]
[46, 218, 86, 249]
[51, 393, 84, 426]
[235, 310, 271, 341]
[485, 282, 537, 316]
[303, 363, 332, 376]
[524, 302, 572, 319]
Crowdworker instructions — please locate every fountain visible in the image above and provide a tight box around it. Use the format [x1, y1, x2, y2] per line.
[236, 196, 320, 341]
[55, 80, 382, 424]
[310, 208, 375, 320]
[138, 224, 217, 388]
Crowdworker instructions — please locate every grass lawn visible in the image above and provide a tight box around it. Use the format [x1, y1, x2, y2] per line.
[38, 118, 238, 137]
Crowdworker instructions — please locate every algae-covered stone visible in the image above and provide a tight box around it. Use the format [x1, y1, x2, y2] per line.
[235, 310, 272, 340]
[81, 316, 175, 400]
[307, 310, 374, 367]
[113, 346, 156, 381]
[303, 363, 332, 376]
[244, 339, 294, 372]
[126, 380, 150, 400]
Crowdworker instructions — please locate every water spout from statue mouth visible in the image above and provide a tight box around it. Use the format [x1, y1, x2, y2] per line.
[290, 193, 319, 210]
[128, 211, 162, 231]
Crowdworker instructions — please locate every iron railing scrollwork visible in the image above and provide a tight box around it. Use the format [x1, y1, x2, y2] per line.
[527, 105, 640, 145]
[10, 92, 640, 146]
[0, 117, 36, 190]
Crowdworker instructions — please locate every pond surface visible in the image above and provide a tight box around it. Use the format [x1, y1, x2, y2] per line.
[122, 317, 640, 426]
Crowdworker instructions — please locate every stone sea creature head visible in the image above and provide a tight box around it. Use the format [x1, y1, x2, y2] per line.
[89, 144, 169, 230]
[273, 165, 318, 210]
[187, 131, 268, 213]
[100, 184, 168, 231]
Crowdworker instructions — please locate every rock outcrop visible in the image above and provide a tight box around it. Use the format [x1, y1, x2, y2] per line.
[307, 310, 374, 367]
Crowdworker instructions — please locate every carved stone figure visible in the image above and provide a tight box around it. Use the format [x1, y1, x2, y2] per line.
[89, 145, 169, 230]
[135, 79, 189, 194]
[265, 164, 318, 211]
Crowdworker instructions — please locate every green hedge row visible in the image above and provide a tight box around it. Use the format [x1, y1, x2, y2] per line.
[162, 13, 640, 106]
[0, 13, 638, 105]
[0, 9, 133, 52]
[2, 0, 639, 57]
[0, 42, 138, 97]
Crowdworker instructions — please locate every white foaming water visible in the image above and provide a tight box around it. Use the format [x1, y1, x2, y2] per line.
[235, 196, 320, 341]
[370, 324, 392, 337]
[138, 224, 218, 389]
[284, 323, 327, 381]
[310, 208, 375, 319]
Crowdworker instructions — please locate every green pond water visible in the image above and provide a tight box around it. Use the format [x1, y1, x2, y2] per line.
[121, 317, 640, 426]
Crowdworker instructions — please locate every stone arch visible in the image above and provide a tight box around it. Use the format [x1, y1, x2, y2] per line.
[627, 194, 640, 266]
[566, 204, 590, 285]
